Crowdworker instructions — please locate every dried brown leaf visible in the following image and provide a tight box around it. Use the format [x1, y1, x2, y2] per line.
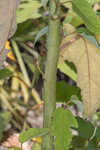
[59, 24, 100, 118]
[0, 0, 20, 68]
[0, 0, 20, 51]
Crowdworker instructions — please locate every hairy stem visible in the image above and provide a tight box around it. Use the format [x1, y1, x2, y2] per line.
[42, 0, 61, 150]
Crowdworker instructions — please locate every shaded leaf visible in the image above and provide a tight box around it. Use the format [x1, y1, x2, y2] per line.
[34, 26, 48, 45]
[95, 126, 100, 141]
[71, 136, 86, 148]
[0, 68, 13, 79]
[56, 81, 81, 102]
[76, 117, 94, 139]
[51, 108, 78, 150]
[0, 111, 11, 140]
[22, 53, 36, 73]
[85, 141, 96, 150]
[59, 24, 100, 117]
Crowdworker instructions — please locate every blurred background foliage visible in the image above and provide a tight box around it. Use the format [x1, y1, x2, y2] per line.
[1, 0, 100, 149]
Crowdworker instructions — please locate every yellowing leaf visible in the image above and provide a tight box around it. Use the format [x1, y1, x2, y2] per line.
[11, 72, 20, 98]
[32, 137, 42, 144]
[5, 41, 16, 61]
[7, 51, 16, 62]
[59, 24, 100, 118]
[5, 41, 11, 50]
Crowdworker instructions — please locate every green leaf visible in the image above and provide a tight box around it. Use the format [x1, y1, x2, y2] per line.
[96, 146, 100, 150]
[58, 62, 77, 81]
[85, 141, 96, 150]
[14, 20, 36, 38]
[72, 0, 100, 34]
[19, 128, 49, 143]
[81, 33, 100, 49]
[41, 0, 48, 7]
[51, 108, 78, 150]
[56, 81, 81, 102]
[22, 53, 36, 73]
[86, 0, 100, 5]
[14, 147, 21, 150]
[34, 26, 48, 45]
[71, 136, 86, 148]
[0, 68, 13, 80]
[95, 126, 100, 141]
[76, 117, 94, 139]
[17, 0, 42, 23]
[0, 111, 11, 140]
[32, 143, 41, 150]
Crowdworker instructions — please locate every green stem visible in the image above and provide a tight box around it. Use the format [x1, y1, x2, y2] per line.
[19, 42, 38, 59]
[42, 0, 61, 150]
[11, 40, 30, 86]
[11, 40, 42, 104]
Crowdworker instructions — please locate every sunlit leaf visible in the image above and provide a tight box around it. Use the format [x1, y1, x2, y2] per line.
[17, 0, 42, 23]
[72, 0, 100, 34]
[19, 128, 49, 143]
[51, 108, 78, 150]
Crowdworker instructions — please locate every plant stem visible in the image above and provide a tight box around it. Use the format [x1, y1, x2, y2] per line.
[11, 40, 42, 104]
[11, 40, 30, 86]
[42, 0, 61, 150]
[19, 42, 38, 58]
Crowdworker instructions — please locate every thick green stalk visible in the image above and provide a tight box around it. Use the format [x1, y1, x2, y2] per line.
[42, 0, 60, 150]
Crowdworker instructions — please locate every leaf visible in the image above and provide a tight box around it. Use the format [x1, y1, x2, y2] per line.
[34, 26, 48, 45]
[56, 81, 81, 102]
[58, 62, 77, 81]
[71, 96, 83, 113]
[41, 0, 48, 7]
[32, 143, 41, 150]
[19, 128, 49, 143]
[0, 0, 20, 51]
[71, 136, 86, 148]
[0, 111, 11, 140]
[76, 117, 94, 139]
[59, 24, 100, 118]
[86, 0, 100, 5]
[51, 108, 78, 150]
[16, 0, 42, 23]
[85, 141, 96, 150]
[94, 126, 100, 141]
[72, 0, 100, 34]
[22, 53, 36, 73]
[81, 33, 100, 49]
[13, 147, 20, 150]
[0, 68, 13, 79]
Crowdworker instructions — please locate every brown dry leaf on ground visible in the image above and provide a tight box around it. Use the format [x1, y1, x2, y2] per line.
[59, 24, 100, 118]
